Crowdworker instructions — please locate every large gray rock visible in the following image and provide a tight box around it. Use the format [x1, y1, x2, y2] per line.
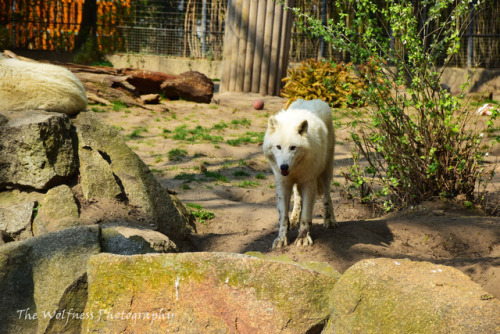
[73, 112, 193, 245]
[78, 146, 123, 201]
[101, 224, 178, 255]
[82, 252, 339, 333]
[32, 185, 80, 236]
[0, 201, 36, 241]
[0, 225, 101, 334]
[326, 258, 500, 333]
[0, 110, 76, 190]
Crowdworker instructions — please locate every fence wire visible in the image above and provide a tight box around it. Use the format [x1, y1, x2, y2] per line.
[0, 0, 499, 68]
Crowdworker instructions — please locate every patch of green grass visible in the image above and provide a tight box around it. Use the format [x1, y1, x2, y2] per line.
[233, 170, 250, 178]
[90, 107, 107, 113]
[185, 203, 215, 225]
[255, 173, 266, 180]
[212, 121, 228, 131]
[112, 125, 124, 131]
[168, 148, 188, 161]
[112, 100, 127, 111]
[231, 118, 252, 128]
[181, 184, 191, 190]
[174, 172, 196, 183]
[154, 154, 164, 163]
[125, 126, 148, 140]
[237, 180, 260, 188]
[227, 131, 264, 146]
[168, 124, 223, 144]
[203, 170, 229, 183]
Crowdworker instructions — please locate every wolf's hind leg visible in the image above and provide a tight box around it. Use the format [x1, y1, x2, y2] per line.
[290, 184, 302, 228]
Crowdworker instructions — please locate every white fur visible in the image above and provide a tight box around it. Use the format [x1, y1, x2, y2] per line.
[263, 99, 337, 248]
[0, 54, 87, 115]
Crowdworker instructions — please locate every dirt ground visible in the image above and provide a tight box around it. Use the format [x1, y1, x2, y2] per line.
[91, 92, 500, 299]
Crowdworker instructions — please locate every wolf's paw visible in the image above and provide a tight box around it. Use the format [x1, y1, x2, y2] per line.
[324, 218, 339, 229]
[295, 233, 313, 247]
[272, 236, 288, 249]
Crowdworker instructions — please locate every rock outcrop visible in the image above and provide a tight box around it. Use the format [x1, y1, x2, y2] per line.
[325, 258, 500, 333]
[82, 252, 339, 333]
[0, 109, 194, 248]
[0, 226, 100, 334]
[0, 110, 76, 190]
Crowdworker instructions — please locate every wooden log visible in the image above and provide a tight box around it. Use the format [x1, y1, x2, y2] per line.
[243, 0, 259, 92]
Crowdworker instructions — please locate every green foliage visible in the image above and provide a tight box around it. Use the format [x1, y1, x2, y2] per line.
[185, 203, 215, 225]
[281, 58, 366, 108]
[125, 126, 148, 140]
[112, 100, 127, 111]
[286, 0, 499, 209]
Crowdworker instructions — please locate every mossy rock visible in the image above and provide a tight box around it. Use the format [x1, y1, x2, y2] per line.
[83, 252, 339, 333]
[325, 258, 500, 333]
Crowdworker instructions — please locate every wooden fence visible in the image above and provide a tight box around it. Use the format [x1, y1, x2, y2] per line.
[0, 0, 130, 52]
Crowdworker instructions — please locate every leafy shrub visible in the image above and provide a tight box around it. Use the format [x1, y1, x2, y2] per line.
[287, 0, 499, 209]
[281, 58, 366, 108]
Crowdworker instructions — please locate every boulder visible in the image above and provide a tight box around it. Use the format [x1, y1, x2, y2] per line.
[161, 71, 214, 103]
[0, 201, 36, 241]
[32, 184, 81, 236]
[0, 110, 76, 190]
[78, 146, 124, 201]
[0, 225, 101, 334]
[140, 94, 161, 104]
[101, 224, 178, 255]
[326, 258, 500, 333]
[73, 112, 193, 246]
[82, 252, 339, 333]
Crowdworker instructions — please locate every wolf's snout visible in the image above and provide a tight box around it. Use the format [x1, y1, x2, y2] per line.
[280, 164, 289, 176]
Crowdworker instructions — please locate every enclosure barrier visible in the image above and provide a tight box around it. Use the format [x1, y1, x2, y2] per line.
[220, 0, 294, 96]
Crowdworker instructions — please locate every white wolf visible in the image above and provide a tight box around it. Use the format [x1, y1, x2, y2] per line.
[263, 99, 337, 248]
[0, 53, 87, 115]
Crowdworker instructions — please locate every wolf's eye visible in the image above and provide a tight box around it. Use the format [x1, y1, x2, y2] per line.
[276, 145, 281, 150]
[290, 146, 296, 151]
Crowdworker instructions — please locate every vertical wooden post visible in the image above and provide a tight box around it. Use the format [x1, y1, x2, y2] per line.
[251, 0, 267, 93]
[259, 0, 275, 95]
[268, 0, 283, 96]
[236, 0, 250, 92]
[243, 0, 259, 92]
[228, 0, 243, 92]
[221, 0, 293, 96]
[220, 0, 234, 93]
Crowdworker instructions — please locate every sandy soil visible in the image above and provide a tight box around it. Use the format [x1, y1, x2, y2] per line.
[92, 92, 500, 299]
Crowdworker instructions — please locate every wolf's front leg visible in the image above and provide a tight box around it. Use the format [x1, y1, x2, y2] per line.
[273, 182, 292, 249]
[295, 183, 315, 247]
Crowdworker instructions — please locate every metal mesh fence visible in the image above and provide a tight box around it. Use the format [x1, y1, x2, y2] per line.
[0, 0, 499, 68]
[116, 0, 226, 59]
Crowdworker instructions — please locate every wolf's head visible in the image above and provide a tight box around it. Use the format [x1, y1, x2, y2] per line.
[263, 115, 309, 177]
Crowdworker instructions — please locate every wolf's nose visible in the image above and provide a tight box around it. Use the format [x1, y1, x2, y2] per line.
[280, 164, 289, 171]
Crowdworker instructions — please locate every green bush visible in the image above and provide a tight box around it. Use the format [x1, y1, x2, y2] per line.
[287, 0, 499, 209]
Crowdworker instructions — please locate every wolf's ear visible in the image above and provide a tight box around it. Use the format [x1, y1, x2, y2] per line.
[268, 116, 277, 133]
[298, 120, 308, 136]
